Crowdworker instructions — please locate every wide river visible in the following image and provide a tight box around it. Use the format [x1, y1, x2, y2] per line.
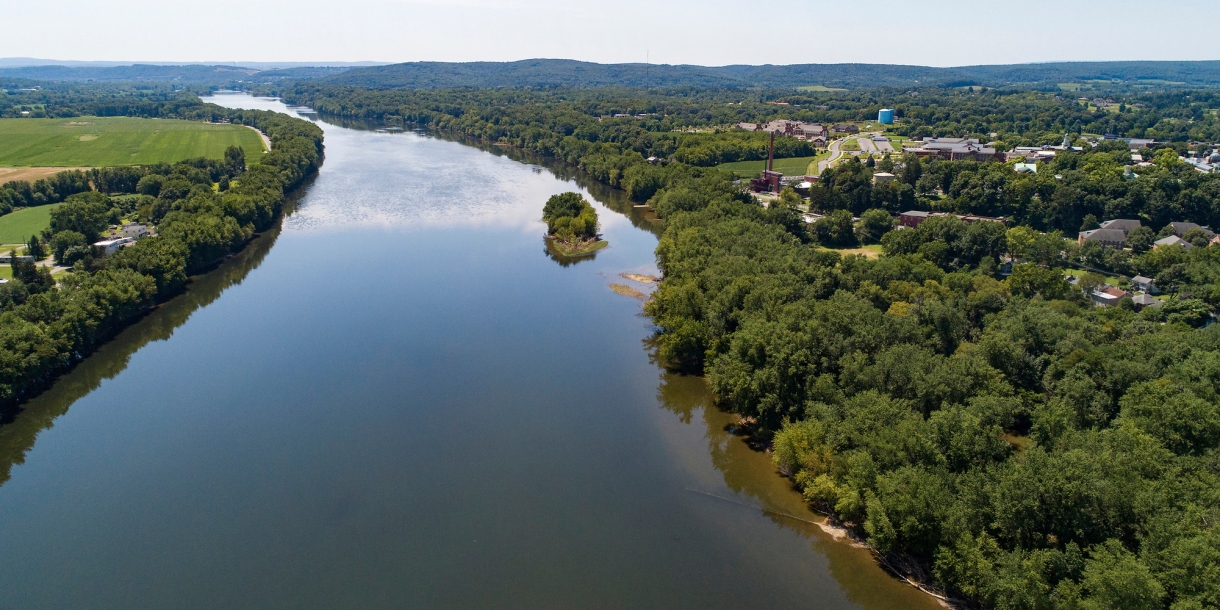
[0, 95, 939, 610]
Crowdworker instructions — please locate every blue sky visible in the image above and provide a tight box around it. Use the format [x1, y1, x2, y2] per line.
[3, 0, 1217, 66]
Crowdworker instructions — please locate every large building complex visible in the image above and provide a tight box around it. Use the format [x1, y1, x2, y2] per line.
[902, 137, 1004, 162]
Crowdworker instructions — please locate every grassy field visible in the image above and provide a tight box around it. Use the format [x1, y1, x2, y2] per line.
[823, 244, 882, 259]
[841, 139, 861, 151]
[0, 203, 62, 243]
[0, 117, 266, 167]
[715, 153, 828, 177]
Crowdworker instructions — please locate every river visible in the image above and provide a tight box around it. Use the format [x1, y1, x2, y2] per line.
[0, 94, 939, 610]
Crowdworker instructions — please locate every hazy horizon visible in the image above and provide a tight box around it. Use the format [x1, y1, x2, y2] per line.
[4, 0, 1217, 68]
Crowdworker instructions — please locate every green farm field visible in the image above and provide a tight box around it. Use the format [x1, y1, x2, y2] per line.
[0, 203, 62, 243]
[0, 117, 266, 167]
[715, 153, 827, 177]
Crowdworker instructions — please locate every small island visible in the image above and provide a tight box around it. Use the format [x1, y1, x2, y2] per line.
[542, 192, 607, 256]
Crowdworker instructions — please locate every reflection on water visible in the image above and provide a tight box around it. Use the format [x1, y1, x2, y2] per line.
[0, 219, 284, 488]
[655, 371, 940, 610]
[0, 94, 943, 610]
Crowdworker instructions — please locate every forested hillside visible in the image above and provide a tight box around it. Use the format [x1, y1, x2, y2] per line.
[5, 59, 1220, 90]
[316, 59, 1220, 90]
[279, 84, 1220, 610]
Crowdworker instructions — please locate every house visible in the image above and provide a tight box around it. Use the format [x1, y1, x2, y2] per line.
[872, 172, 895, 185]
[1167, 221, 1216, 239]
[1154, 235, 1193, 250]
[1091, 285, 1132, 307]
[1078, 228, 1127, 249]
[899, 210, 931, 227]
[93, 237, 135, 255]
[1099, 219, 1141, 234]
[903, 137, 1004, 162]
[1132, 293, 1161, 309]
[898, 210, 1006, 228]
[1131, 275, 1157, 294]
[120, 223, 150, 239]
[832, 124, 859, 134]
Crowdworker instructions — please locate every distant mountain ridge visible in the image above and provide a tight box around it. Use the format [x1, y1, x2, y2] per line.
[3, 58, 1220, 89]
[320, 59, 1220, 89]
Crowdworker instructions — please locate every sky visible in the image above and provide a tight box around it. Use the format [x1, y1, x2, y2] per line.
[3, 0, 1217, 68]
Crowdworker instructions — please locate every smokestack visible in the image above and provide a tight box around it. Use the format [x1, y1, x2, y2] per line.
[768, 131, 775, 173]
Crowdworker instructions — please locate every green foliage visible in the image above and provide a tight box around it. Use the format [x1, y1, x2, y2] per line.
[293, 83, 1220, 610]
[0, 93, 323, 410]
[542, 192, 599, 243]
[856, 208, 897, 244]
[50, 191, 112, 242]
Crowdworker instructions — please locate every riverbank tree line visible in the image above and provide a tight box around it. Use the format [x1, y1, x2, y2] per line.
[281, 85, 1220, 610]
[0, 99, 322, 409]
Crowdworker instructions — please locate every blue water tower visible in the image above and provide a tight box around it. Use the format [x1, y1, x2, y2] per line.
[878, 108, 895, 125]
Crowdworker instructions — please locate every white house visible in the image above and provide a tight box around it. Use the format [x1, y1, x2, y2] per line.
[93, 237, 135, 255]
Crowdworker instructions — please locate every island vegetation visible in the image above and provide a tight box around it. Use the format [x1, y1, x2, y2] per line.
[542, 192, 606, 256]
[275, 83, 1220, 610]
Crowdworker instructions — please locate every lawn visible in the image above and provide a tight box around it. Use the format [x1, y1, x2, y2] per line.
[824, 244, 882, 258]
[715, 153, 828, 177]
[0, 117, 266, 167]
[797, 85, 847, 92]
[0, 203, 62, 243]
[841, 138, 861, 151]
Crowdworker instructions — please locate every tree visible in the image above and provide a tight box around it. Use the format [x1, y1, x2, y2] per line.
[1006, 226, 1039, 261]
[50, 230, 87, 264]
[49, 191, 112, 242]
[813, 209, 857, 247]
[1077, 540, 1165, 610]
[541, 192, 599, 242]
[774, 187, 804, 212]
[855, 208, 896, 244]
[1077, 272, 1106, 296]
[1183, 227, 1211, 248]
[1006, 263, 1072, 299]
[26, 234, 45, 261]
[1127, 226, 1155, 253]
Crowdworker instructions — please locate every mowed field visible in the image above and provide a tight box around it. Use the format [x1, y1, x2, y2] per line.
[0, 202, 62, 244]
[0, 117, 266, 167]
[715, 154, 827, 177]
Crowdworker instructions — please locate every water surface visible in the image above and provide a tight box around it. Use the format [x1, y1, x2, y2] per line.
[0, 94, 938, 610]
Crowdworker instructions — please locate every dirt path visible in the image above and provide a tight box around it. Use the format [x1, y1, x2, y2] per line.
[0, 167, 91, 184]
[246, 126, 272, 152]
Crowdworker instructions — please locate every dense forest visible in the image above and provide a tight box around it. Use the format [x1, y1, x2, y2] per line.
[279, 84, 1220, 609]
[0, 98, 323, 408]
[280, 83, 1220, 153]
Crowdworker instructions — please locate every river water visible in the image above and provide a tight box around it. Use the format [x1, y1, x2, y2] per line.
[0, 95, 938, 610]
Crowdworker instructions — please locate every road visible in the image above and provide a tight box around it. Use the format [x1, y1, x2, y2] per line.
[816, 132, 891, 174]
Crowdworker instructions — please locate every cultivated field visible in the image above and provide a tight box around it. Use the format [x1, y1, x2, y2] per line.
[0, 117, 266, 167]
[0, 166, 89, 183]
